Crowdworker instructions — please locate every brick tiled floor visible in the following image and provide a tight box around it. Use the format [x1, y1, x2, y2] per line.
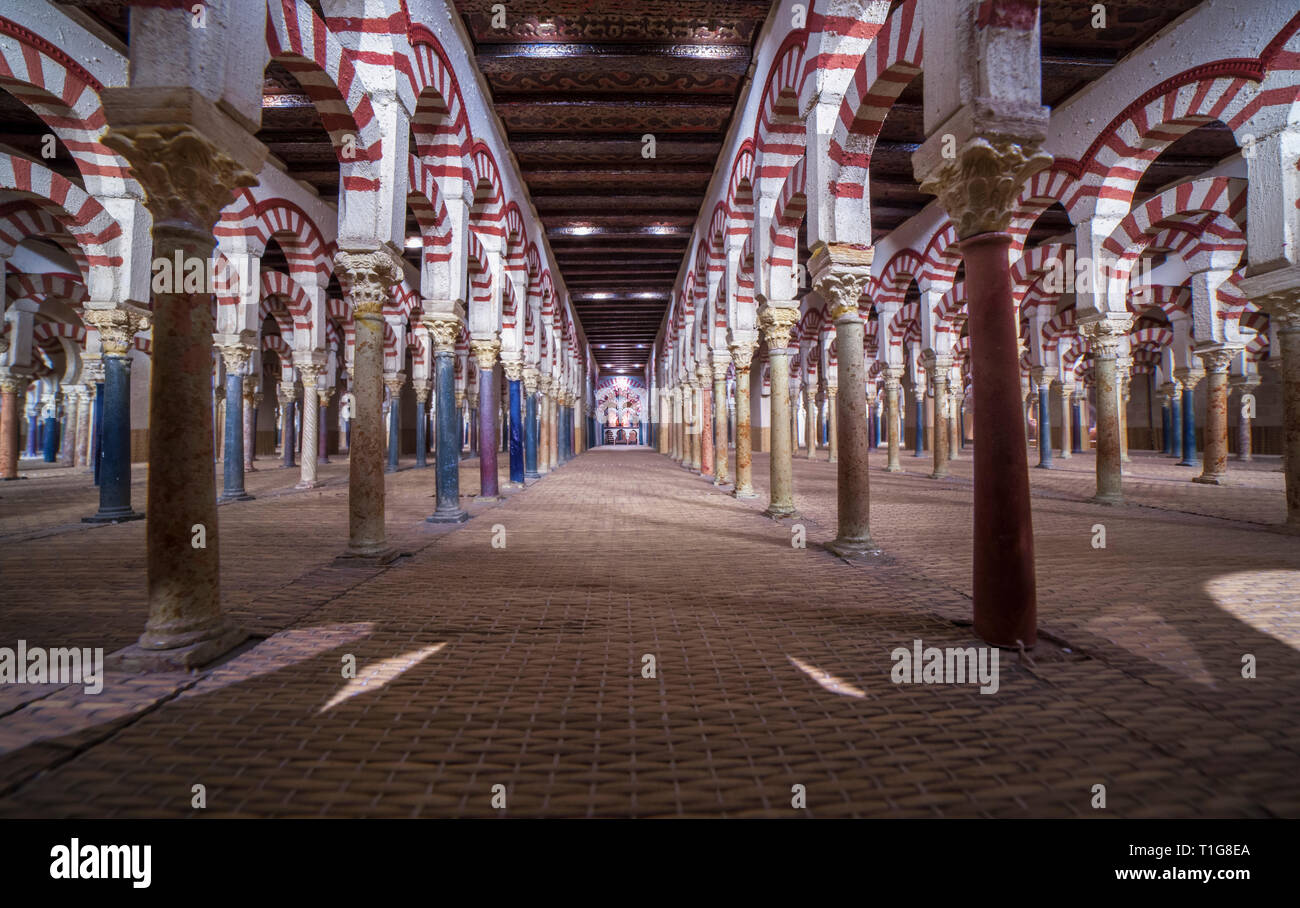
[0, 445, 1298, 817]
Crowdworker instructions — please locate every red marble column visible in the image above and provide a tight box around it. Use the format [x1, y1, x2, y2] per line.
[0, 374, 25, 480]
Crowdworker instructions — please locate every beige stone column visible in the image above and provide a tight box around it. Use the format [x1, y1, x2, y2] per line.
[658, 389, 670, 454]
[296, 360, 324, 489]
[730, 342, 758, 498]
[668, 385, 681, 462]
[334, 250, 401, 561]
[1080, 318, 1129, 503]
[804, 386, 818, 459]
[884, 366, 903, 472]
[548, 383, 559, 470]
[759, 305, 800, 518]
[697, 363, 714, 477]
[924, 353, 952, 478]
[318, 386, 335, 463]
[688, 380, 703, 471]
[0, 372, 27, 480]
[242, 376, 257, 470]
[1240, 286, 1298, 529]
[100, 104, 263, 666]
[948, 368, 962, 459]
[535, 377, 550, 473]
[1056, 382, 1073, 459]
[75, 381, 92, 467]
[1119, 367, 1132, 463]
[712, 355, 730, 485]
[1194, 347, 1237, 484]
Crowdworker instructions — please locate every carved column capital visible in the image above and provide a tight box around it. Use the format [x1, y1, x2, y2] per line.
[319, 386, 336, 407]
[0, 370, 29, 395]
[412, 382, 430, 405]
[422, 303, 466, 353]
[102, 124, 257, 230]
[917, 137, 1052, 239]
[758, 305, 800, 351]
[297, 361, 325, 386]
[523, 367, 540, 394]
[729, 342, 756, 373]
[470, 338, 501, 371]
[809, 243, 874, 323]
[334, 250, 401, 318]
[501, 355, 524, 382]
[1079, 315, 1133, 358]
[83, 306, 149, 357]
[383, 372, 407, 397]
[277, 381, 297, 406]
[215, 341, 253, 375]
[1196, 346, 1238, 375]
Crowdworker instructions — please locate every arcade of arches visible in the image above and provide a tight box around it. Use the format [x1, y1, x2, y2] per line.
[0, 0, 1298, 818]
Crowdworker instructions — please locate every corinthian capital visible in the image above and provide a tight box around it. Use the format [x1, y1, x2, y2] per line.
[808, 243, 874, 322]
[1078, 315, 1133, 358]
[501, 354, 524, 382]
[215, 342, 253, 375]
[421, 301, 466, 354]
[1196, 346, 1237, 375]
[758, 305, 800, 351]
[83, 306, 149, 356]
[103, 123, 258, 230]
[470, 338, 501, 370]
[334, 250, 401, 318]
[918, 137, 1052, 239]
[729, 341, 756, 373]
[523, 367, 540, 394]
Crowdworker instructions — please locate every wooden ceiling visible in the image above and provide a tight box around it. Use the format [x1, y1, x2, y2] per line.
[450, 0, 768, 372]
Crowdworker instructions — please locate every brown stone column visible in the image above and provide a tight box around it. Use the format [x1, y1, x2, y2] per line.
[883, 367, 903, 472]
[334, 250, 401, 561]
[760, 305, 800, 518]
[1195, 347, 1236, 484]
[730, 342, 757, 498]
[1081, 319, 1128, 503]
[0, 373, 26, 480]
[712, 355, 730, 485]
[698, 364, 714, 478]
[924, 353, 952, 479]
[101, 112, 262, 665]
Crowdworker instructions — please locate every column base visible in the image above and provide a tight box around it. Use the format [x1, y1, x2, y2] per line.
[294, 479, 323, 490]
[475, 494, 503, 503]
[825, 537, 882, 560]
[1177, 460, 1200, 468]
[1059, 452, 1071, 460]
[525, 470, 541, 480]
[1089, 492, 1124, 506]
[1035, 462, 1053, 470]
[426, 508, 469, 524]
[1192, 474, 1224, 485]
[884, 465, 902, 473]
[929, 470, 951, 479]
[219, 491, 254, 502]
[335, 545, 400, 566]
[828, 456, 837, 464]
[733, 487, 758, 499]
[83, 508, 144, 524]
[763, 506, 799, 520]
[385, 464, 400, 474]
[507, 481, 525, 490]
[110, 624, 250, 672]
[318, 457, 330, 465]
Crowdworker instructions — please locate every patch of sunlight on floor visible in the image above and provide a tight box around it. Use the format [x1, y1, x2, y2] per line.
[1084, 607, 1217, 688]
[320, 643, 447, 713]
[1205, 571, 1300, 650]
[188, 622, 377, 696]
[787, 655, 867, 698]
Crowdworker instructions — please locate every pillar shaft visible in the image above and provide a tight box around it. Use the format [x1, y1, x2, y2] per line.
[1179, 379, 1200, 467]
[1086, 329, 1124, 504]
[219, 356, 250, 500]
[712, 370, 729, 485]
[731, 348, 756, 498]
[928, 359, 951, 478]
[427, 328, 467, 522]
[89, 351, 138, 520]
[1169, 392, 1183, 460]
[961, 232, 1036, 646]
[474, 341, 500, 498]
[0, 378, 23, 480]
[805, 390, 818, 459]
[1058, 386, 1072, 459]
[508, 375, 524, 484]
[1195, 351, 1233, 484]
[1036, 380, 1052, 469]
[699, 377, 714, 478]
[524, 379, 539, 478]
[884, 375, 902, 472]
[760, 306, 800, 518]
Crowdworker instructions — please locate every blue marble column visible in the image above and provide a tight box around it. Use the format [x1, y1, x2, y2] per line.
[1037, 385, 1053, 468]
[414, 384, 429, 469]
[41, 398, 58, 462]
[218, 347, 252, 501]
[92, 380, 104, 483]
[385, 373, 403, 473]
[1178, 377, 1199, 467]
[427, 326, 467, 523]
[25, 407, 39, 457]
[1070, 399, 1082, 453]
[85, 350, 141, 522]
[280, 384, 296, 468]
[524, 373, 539, 479]
[506, 366, 524, 485]
[913, 395, 925, 457]
[1168, 391, 1183, 460]
[1160, 399, 1171, 454]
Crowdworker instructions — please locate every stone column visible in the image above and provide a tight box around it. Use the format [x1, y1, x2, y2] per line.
[472, 339, 501, 499]
[0, 372, 26, 480]
[698, 364, 714, 479]
[413, 382, 430, 469]
[759, 305, 800, 518]
[826, 381, 839, 463]
[74, 382, 91, 467]
[1157, 386, 1172, 454]
[1119, 369, 1133, 463]
[1233, 378, 1259, 462]
[1194, 347, 1236, 484]
[669, 386, 681, 463]
[536, 378, 551, 473]
[467, 387, 479, 457]
[712, 355, 730, 486]
[318, 386, 334, 465]
[278, 381, 297, 469]
[504, 356, 525, 487]
[1175, 367, 1203, 468]
[813, 247, 877, 556]
[883, 367, 903, 473]
[425, 307, 468, 523]
[804, 386, 818, 459]
[383, 372, 404, 474]
[1057, 382, 1073, 459]
[1031, 368, 1052, 469]
[1239, 286, 1298, 529]
[524, 368, 540, 478]
[657, 389, 670, 455]
[23, 394, 39, 459]
[730, 342, 757, 498]
[334, 249, 401, 561]
[918, 137, 1048, 647]
[215, 340, 253, 501]
[98, 109, 263, 665]
[685, 382, 699, 471]
[59, 387, 79, 466]
[1081, 318, 1128, 503]
[550, 386, 560, 470]
[1165, 381, 1183, 460]
[242, 376, 257, 471]
[925, 353, 953, 478]
[297, 361, 324, 488]
[81, 307, 146, 522]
